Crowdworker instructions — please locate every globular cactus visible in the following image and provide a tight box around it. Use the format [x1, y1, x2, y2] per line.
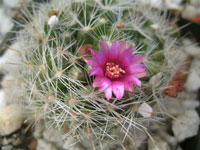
[11, 0, 184, 149]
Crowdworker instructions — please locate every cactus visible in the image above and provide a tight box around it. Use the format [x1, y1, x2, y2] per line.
[11, 0, 184, 149]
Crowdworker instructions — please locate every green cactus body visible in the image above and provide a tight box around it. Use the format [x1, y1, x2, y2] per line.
[14, 0, 183, 148]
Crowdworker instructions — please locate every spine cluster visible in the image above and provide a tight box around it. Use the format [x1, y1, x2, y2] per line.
[11, 0, 184, 148]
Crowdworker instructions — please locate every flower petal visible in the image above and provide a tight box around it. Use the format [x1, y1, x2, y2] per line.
[105, 86, 112, 101]
[133, 72, 147, 78]
[112, 81, 124, 100]
[124, 75, 141, 87]
[119, 46, 134, 67]
[109, 40, 119, 60]
[120, 46, 133, 56]
[91, 50, 106, 66]
[92, 76, 102, 87]
[119, 41, 126, 52]
[124, 82, 133, 92]
[126, 64, 146, 73]
[127, 55, 135, 63]
[83, 58, 97, 67]
[99, 77, 111, 92]
[100, 40, 109, 56]
[90, 67, 104, 76]
[132, 55, 145, 64]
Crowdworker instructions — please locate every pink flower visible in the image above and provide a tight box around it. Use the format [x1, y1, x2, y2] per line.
[84, 40, 147, 101]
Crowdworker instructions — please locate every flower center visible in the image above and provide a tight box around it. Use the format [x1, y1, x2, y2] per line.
[105, 62, 125, 80]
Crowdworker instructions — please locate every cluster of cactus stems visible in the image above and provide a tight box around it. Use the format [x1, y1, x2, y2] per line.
[12, 0, 183, 148]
